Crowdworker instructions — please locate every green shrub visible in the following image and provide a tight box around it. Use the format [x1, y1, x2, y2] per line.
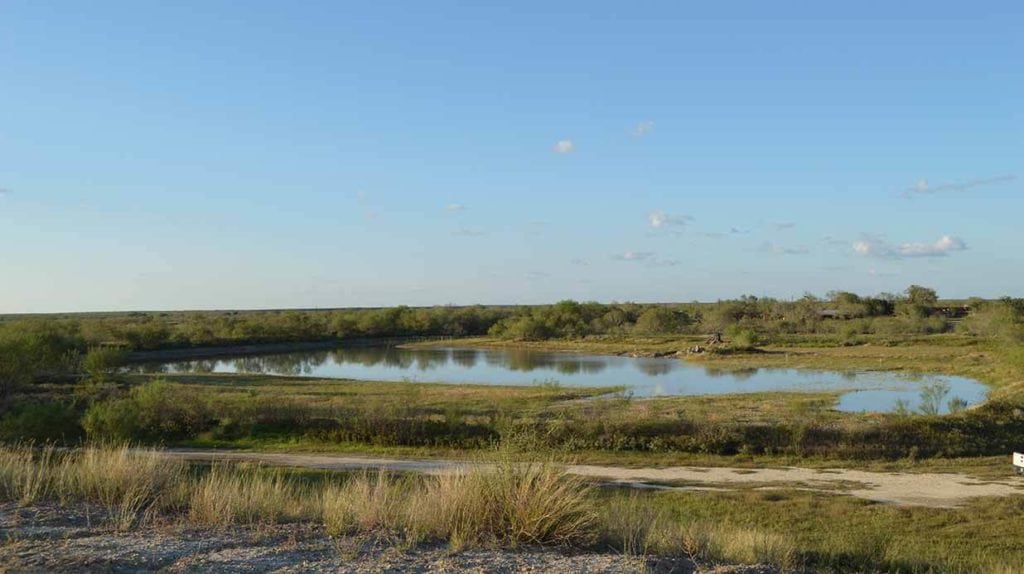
[728, 327, 761, 350]
[0, 402, 83, 442]
[81, 346, 128, 383]
[83, 380, 212, 441]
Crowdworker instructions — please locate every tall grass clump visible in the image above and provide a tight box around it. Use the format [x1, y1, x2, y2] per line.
[597, 493, 675, 557]
[0, 444, 57, 505]
[321, 471, 409, 537]
[320, 456, 596, 549]
[189, 464, 316, 527]
[0, 443, 188, 530]
[415, 457, 596, 548]
[58, 444, 188, 529]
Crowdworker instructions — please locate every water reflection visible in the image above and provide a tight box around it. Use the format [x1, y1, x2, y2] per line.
[136, 346, 989, 413]
[634, 361, 673, 377]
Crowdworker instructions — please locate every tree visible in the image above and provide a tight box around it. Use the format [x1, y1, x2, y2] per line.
[0, 340, 36, 414]
[905, 285, 938, 307]
[899, 285, 939, 319]
[82, 346, 128, 384]
[633, 307, 689, 335]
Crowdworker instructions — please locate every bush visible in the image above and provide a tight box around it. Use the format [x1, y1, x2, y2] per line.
[82, 380, 212, 441]
[0, 402, 83, 442]
[728, 328, 761, 350]
[81, 346, 128, 383]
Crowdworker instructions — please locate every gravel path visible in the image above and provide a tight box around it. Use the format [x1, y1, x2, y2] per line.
[0, 504, 774, 573]
[164, 449, 1024, 508]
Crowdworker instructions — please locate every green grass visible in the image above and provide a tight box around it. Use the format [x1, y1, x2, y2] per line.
[619, 487, 1024, 572]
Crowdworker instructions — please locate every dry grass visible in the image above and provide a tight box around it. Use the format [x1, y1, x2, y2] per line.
[322, 456, 596, 549]
[321, 471, 409, 537]
[0, 444, 187, 530]
[6, 443, 1017, 572]
[0, 445, 54, 505]
[1, 444, 596, 548]
[415, 458, 596, 548]
[189, 464, 318, 527]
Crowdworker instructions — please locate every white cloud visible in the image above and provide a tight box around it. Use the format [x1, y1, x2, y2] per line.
[0, 187, 11, 195]
[452, 228, 486, 237]
[612, 251, 655, 261]
[648, 210, 693, 228]
[445, 203, 465, 212]
[611, 252, 683, 268]
[904, 175, 1015, 196]
[553, 140, 575, 154]
[631, 121, 655, 137]
[773, 222, 796, 230]
[899, 235, 967, 257]
[868, 268, 899, 278]
[853, 234, 967, 259]
[852, 239, 880, 257]
[759, 241, 810, 255]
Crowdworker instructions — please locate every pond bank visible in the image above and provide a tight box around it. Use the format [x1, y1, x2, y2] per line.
[127, 336, 456, 363]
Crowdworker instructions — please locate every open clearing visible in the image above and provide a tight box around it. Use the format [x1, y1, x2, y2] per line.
[164, 449, 1024, 508]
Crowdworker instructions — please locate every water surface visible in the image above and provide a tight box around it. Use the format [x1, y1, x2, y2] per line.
[139, 346, 987, 414]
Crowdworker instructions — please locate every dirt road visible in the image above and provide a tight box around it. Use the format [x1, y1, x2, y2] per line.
[164, 449, 1024, 508]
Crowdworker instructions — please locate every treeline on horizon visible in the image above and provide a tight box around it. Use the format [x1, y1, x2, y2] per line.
[1, 285, 1023, 354]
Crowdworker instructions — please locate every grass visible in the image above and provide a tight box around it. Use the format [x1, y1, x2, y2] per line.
[2, 443, 1022, 572]
[0, 443, 186, 530]
[44, 340, 1024, 462]
[321, 457, 595, 549]
[637, 486, 1024, 573]
[0, 444, 595, 549]
[7, 327, 1021, 461]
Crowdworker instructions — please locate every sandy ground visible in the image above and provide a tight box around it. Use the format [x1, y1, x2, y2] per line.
[164, 450, 1024, 508]
[0, 504, 774, 574]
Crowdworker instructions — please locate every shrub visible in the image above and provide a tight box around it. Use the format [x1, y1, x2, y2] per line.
[728, 328, 761, 350]
[82, 380, 212, 441]
[0, 402, 83, 442]
[81, 346, 128, 383]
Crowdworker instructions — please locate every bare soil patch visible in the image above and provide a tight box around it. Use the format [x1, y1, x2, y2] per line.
[165, 450, 1024, 508]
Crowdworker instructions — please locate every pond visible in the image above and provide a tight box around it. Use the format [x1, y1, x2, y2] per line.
[137, 346, 988, 414]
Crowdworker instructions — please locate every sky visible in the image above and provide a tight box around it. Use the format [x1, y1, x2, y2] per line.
[1, 1, 1021, 312]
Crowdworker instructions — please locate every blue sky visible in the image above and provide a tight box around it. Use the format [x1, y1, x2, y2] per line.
[1, 1, 1021, 312]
